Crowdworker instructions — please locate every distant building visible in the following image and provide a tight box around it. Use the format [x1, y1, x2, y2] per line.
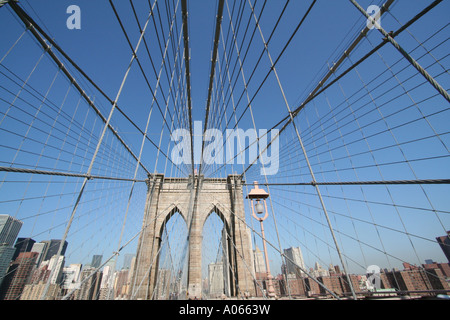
[283, 247, 306, 277]
[28, 255, 65, 288]
[98, 265, 115, 300]
[30, 242, 48, 267]
[0, 252, 38, 300]
[114, 269, 131, 299]
[0, 245, 16, 288]
[21, 260, 63, 300]
[12, 238, 35, 261]
[312, 262, 329, 278]
[61, 263, 82, 292]
[0, 215, 23, 288]
[20, 283, 61, 300]
[208, 262, 224, 298]
[91, 255, 102, 269]
[47, 255, 65, 285]
[304, 276, 321, 297]
[73, 267, 102, 300]
[422, 262, 450, 278]
[122, 254, 135, 270]
[436, 231, 450, 263]
[155, 268, 172, 299]
[29, 262, 51, 285]
[380, 266, 449, 296]
[253, 247, 266, 274]
[41, 239, 68, 262]
[0, 215, 23, 247]
[318, 275, 344, 296]
[280, 276, 307, 297]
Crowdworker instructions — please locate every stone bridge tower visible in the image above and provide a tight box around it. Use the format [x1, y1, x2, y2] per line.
[131, 174, 255, 299]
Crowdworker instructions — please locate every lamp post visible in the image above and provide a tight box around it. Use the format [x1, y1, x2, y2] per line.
[247, 181, 276, 298]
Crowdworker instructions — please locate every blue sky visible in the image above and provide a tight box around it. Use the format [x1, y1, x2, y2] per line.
[0, 0, 449, 278]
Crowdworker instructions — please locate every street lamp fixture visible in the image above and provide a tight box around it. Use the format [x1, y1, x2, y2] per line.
[247, 181, 276, 298]
[255, 201, 265, 215]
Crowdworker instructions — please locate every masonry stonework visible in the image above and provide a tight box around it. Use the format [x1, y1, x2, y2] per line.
[131, 174, 255, 299]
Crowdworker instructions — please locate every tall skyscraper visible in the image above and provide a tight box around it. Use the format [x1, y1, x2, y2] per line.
[98, 265, 115, 300]
[253, 247, 266, 274]
[0, 215, 22, 247]
[208, 262, 224, 298]
[30, 242, 48, 267]
[0, 245, 16, 288]
[122, 253, 135, 270]
[41, 239, 68, 262]
[47, 255, 65, 284]
[91, 255, 102, 269]
[284, 247, 306, 277]
[12, 238, 35, 260]
[0, 215, 23, 289]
